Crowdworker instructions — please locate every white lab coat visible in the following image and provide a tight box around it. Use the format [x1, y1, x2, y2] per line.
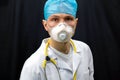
[20, 38, 94, 80]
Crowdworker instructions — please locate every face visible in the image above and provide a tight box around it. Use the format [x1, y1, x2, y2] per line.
[42, 13, 78, 33]
[42, 13, 78, 42]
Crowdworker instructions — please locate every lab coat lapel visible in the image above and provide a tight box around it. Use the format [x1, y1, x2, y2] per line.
[73, 52, 81, 75]
[48, 45, 73, 72]
[57, 58, 73, 71]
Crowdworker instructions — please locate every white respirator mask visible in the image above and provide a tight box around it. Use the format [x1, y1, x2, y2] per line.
[49, 23, 74, 42]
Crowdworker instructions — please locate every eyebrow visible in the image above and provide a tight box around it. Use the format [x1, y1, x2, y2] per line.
[65, 16, 74, 18]
[50, 15, 60, 18]
[50, 15, 74, 19]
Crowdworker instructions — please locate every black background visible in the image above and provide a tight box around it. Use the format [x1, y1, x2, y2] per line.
[0, 0, 120, 80]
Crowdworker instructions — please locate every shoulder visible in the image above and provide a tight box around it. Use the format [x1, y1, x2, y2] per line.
[21, 39, 47, 71]
[72, 39, 93, 59]
[25, 51, 44, 67]
[72, 39, 92, 56]
[72, 39, 90, 50]
[20, 49, 45, 80]
[23, 38, 50, 68]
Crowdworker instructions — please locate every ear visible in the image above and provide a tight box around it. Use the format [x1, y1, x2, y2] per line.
[42, 19, 48, 31]
[75, 18, 78, 25]
[74, 18, 78, 29]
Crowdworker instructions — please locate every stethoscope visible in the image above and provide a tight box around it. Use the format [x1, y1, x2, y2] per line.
[42, 39, 77, 80]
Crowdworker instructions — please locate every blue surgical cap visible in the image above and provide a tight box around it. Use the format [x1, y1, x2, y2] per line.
[44, 0, 78, 20]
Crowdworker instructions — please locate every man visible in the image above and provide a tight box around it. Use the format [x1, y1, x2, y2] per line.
[19, 0, 94, 80]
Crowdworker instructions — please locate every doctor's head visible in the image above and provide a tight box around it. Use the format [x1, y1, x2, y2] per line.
[42, 0, 78, 42]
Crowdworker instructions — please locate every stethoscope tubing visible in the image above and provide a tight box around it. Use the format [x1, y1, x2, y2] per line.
[42, 39, 77, 80]
[44, 59, 61, 80]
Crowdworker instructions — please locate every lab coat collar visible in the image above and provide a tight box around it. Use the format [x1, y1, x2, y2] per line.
[42, 38, 82, 73]
[72, 40, 81, 75]
[48, 46, 73, 72]
[73, 52, 81, 76]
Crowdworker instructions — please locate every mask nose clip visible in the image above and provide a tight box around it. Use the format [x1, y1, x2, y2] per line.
[59, 22, 67, 27]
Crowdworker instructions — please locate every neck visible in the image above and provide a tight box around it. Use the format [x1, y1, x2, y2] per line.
[49, 38, 70, 54]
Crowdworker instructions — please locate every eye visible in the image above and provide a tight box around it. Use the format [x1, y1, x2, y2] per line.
[51, 18, 59, 22]
[65, 17, 74, 21]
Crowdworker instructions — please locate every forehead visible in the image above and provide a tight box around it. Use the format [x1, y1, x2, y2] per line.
[48, 13, 75, 19]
